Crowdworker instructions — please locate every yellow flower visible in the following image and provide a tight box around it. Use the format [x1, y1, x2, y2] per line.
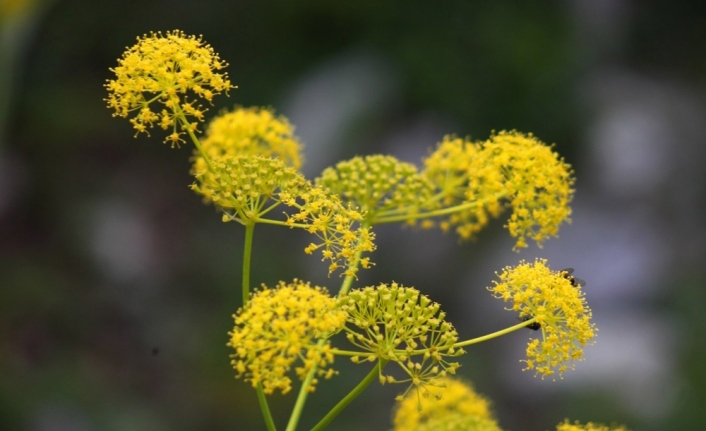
[317, 155, 436, 223]
[105, 30, 233, 145]
[556, 420, 632, 431]
[392, 377, 500, 431]
[488, 259, 596, 379]
[468, 131, 574, 249]
[422, 135, 499, 237]
[191, 154, 307, 221]
[410, 414, 503, 431]
[339, 283, 464, 393]
[287, 185, 376, 276]
[227, 280, 346, 395]
[199, 106, 303, 169]
[422, 131, 573, 249]
[191, 155, 375, 275]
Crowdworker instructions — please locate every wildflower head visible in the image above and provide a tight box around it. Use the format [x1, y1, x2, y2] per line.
[392, 377, 500, 431]
[556, 420, 632, 431]
[422, 135, 497, 237]
[106, 30, 233, 145]
[287, 185, 376, 276]
[339, 283, 464, 393]
[468, 131, 574, 249]
[317, 155, 436, 222]
[199, 106, 304, 169]
[227, 280, 346, 395]
[488, 259, 596, 379]
[191, 154, 307, 221]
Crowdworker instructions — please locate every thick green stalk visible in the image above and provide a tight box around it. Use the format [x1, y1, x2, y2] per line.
[308, 360, 388, 431]
[240, 221, 277, 431]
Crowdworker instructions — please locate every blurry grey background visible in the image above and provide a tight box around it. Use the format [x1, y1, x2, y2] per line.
[1, 1, 706, 430]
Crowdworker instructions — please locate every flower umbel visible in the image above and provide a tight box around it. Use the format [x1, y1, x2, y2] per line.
[488, 259, 596, 379]
[422, 135, 500, 237]
[228, 280, 346, 395]
[556, 420, 632, 431]
[317, 155, 436, 223]
[286, 185, 376, 276]
[339, 283, 464, 395]
[105, 30, 233, 145]
[468, 131, 574, 249]
[198, 106, 304, 169]
[191, 154, 307, 221]
[392, 377, 500, 431]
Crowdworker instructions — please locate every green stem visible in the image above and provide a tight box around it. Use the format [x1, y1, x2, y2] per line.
[454, 318, 536, 349]
[284, 343, 324, 431]
[240, 221, 277, 431]
[308, 360, 388, 431]
[255, 217, 309, 229]
[257, 383, 278, 431]
[175, 109, 215, 173]
[371, 194, 504, 225]
[284, 227, 368, 431]
[242, 222, 255, 305]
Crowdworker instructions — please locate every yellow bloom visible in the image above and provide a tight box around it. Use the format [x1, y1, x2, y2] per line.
[199, 106, 303, 169]
[488, 259, 596, 379]
[191, 154, 375, 275]
[340, 283, 463, 393]
[287, 185, 376, 276]
[556, 420, 632, 431]
[468, 131, 574, 249]
[191, 154, 307, 220]
[317, 155, 436, 222]
[422, 135, 499, 236]
[422, 131, 573, 249]
[105, 30, 233, 145]
[227, 280, 346, 395]
[393, 377, 500, 431]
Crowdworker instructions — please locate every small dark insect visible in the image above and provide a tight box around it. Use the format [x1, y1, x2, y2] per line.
[559, 268, 586, 288]
[520, 316, 541, 331]
[151, 347, 160, 356]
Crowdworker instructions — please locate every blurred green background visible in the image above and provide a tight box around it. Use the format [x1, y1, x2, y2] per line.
[2, 1, 706, 430]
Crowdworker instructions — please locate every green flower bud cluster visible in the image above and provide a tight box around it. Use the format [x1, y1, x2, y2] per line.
[317, 155, 437, 222]
[339, 283, 463, 393]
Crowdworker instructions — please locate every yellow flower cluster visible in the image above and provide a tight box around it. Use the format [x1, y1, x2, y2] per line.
[317, 155, 436, 222]
[422, 135, 501, 237]
[105, 30, 233, 146]
[556, 420, 631, 431]
[467, 131, 574, 249]
[198, 106, 303, 169]
[339, 283, 463, 393]
[191, 155, 307, 221]
[488, 259, 596, 379]
[227, 280, 346, 395]
[286, 186, 376, 276]
[422, 131, 574, 249]
[392, 378, 500, 431]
